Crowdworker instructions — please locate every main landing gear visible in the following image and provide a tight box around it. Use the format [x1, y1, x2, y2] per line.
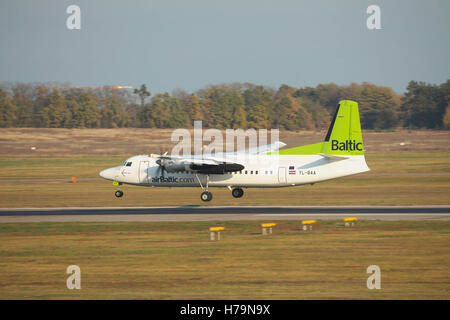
[195, 174, 245, 202]
[201, 191, 213, 202]
[196, 174, 213, 202]
[231, 188, 244, 198]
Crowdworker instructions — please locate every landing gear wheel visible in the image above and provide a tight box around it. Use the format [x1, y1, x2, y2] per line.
[201, 191, 212, 202]
[232, 188, 244, 198]
[115, 190, 123, 198]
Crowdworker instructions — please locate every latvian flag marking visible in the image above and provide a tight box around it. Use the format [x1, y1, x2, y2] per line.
[288, 166, 296, 175]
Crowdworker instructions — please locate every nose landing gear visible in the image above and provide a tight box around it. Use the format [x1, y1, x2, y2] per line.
[113, 180, 124, 198]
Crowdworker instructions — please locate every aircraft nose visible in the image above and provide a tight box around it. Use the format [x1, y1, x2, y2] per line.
[99, 167, 117, 180]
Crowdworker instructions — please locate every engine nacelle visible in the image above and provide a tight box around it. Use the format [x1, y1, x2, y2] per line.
[164, 161, 191, 172]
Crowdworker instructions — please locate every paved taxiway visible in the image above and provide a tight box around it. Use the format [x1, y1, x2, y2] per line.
[0, 206, 449, 222]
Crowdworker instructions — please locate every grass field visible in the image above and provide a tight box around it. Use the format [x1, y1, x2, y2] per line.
[1, 128, 449, 156]
[0, 220, 449, 299]
[0, 129, 449, 300]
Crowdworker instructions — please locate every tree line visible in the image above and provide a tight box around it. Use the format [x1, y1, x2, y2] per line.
[0, 80, 449, 130]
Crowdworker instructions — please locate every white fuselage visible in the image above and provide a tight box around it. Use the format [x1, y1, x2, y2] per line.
[100, 154, 370, 188]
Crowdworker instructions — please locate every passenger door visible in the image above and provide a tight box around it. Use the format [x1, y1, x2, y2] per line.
[278, 167, 286, 184]
[139, 161, 149, 184]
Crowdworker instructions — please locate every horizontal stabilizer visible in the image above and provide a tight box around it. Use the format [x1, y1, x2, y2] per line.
[318, 153, 349, 161]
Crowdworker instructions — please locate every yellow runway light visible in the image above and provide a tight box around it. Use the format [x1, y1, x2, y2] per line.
[209, 227, 225, 232]
[301, 220, 316, 231]
[261, 223, 277, 235]
[209, 227, 225, 240]
[261, 223, 277, 228]
[344, 217, 358, 227]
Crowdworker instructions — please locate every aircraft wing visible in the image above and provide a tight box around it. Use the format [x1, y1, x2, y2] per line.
[199, 140, 286, 158]
[151, 141, 285, 174]
[235, 141, 286, 155]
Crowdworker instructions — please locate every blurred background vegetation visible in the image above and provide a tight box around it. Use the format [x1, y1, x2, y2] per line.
[0, 80, 449, 130]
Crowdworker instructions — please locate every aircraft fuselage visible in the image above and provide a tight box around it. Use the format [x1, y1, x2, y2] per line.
[99, 154, 369, 188]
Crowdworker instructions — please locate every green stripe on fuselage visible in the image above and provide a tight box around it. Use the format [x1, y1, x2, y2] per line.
[267, 142, 324, 155]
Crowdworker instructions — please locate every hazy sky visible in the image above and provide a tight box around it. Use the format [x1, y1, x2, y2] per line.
[0, 0, 449, 94]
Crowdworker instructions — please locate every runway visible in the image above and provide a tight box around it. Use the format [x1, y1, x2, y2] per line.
[0, 206, 449, 222]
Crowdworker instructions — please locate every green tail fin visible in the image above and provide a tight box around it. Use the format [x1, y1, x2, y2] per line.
[270, 100, 364, 156]
[321, 100, 364, 155]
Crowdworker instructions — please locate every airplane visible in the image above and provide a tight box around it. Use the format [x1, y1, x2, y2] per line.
[99, 100, 370, 201]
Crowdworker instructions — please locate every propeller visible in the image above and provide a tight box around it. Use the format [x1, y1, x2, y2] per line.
[155, 152, 170, 177]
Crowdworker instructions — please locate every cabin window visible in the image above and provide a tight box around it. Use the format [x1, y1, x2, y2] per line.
[255, 171, 258, 174]
[265, 171, 268, 174]
[245, 170, 248, 174]
[250, 171, 253, 174]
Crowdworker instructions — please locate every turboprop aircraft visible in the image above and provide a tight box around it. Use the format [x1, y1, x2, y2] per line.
[99, 100, 370, 202]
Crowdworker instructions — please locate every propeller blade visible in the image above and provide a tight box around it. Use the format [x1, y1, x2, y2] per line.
[155, 157, 167, 177]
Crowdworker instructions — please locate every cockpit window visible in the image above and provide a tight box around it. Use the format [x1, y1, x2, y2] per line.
[122, 160, 128, 166]
[126, 162, 132, 167]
